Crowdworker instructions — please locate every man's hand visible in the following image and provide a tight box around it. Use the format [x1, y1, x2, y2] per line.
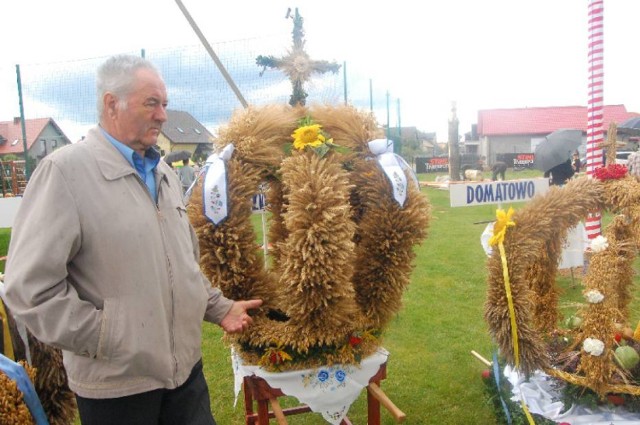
[220, 299, 263, 333]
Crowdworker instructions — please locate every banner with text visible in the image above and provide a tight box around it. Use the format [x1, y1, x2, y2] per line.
[496, 153, 536, 169]
[415, 157, 449, 173]
[449, 178, 549, 207]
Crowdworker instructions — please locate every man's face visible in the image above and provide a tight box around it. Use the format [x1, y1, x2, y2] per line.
[109, 68, 168, 154]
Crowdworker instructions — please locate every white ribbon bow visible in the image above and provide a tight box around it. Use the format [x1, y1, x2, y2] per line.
[368, 138, 408, 206]
[203, 144, 235, 225]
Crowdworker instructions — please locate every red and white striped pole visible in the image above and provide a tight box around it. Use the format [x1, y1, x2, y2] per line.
[585, 0, 604, 239]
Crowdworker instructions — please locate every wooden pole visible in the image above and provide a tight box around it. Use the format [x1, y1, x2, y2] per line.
[585, 0, 604, 239]
[269, 398, 288, 425]
[367, 383, 406, 423]
[174, 0, 248, 108]
[470, 350, 492, 367]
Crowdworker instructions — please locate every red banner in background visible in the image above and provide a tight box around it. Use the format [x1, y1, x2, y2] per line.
[416, 157, 449, 173]
[496, 153, 535, 169]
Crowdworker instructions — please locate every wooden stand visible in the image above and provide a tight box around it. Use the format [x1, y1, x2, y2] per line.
[243, 362, 405, 424]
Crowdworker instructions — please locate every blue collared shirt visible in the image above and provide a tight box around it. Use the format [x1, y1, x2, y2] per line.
[100, 128, 161, 203]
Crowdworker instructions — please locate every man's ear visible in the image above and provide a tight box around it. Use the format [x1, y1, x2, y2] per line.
[103, 93, 118, 118]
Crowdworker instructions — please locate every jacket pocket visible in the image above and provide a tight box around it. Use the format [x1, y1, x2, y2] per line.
[96, 298, 122, 360]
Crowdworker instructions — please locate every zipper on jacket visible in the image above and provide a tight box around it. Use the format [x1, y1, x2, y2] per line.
[155, 191, 179, 386]
[132, 170, 180, 385]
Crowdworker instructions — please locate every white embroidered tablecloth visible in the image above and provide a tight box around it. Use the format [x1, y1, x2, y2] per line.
[233, 347, 389, 424]
[505, 365, 640, 424]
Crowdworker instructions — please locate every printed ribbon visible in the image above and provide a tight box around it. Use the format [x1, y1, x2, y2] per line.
[367, 139, 407, 206]
[488, 208, 535, 425]
[203, 144, 235, 225]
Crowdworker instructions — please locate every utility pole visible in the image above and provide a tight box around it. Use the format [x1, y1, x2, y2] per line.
[448, 101, 460, 181]
[386, 91, 390, 140]
[16, 65, 30, 180]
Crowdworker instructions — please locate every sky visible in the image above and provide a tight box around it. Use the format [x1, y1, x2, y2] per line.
[1, 0, 639, 143]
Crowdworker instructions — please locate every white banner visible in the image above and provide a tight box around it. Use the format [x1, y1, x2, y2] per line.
[0, 197, 22, 228]
[449, 178, 549, 207]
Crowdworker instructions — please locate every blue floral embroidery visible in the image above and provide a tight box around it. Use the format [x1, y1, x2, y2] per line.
[301, 366, 352, 391]
[317, 370, 329, 382]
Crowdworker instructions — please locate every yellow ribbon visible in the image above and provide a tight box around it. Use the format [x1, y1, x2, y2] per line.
[490, 208, 535, 424]
[496, 242, 519, 367]
[489, 208, 518, 364]
[489, 207, 515, 247]
[0, 298, 15, 360]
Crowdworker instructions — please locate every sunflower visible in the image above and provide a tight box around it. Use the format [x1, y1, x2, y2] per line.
[292, 123, 329, 150]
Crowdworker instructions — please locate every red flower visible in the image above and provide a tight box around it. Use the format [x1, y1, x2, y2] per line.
[607, 394, 625, 406]
[268, 351, 290, 365]
[593, 164, 628, 181]
[349, 335, 363, 347]
[614, 332, 622, 343]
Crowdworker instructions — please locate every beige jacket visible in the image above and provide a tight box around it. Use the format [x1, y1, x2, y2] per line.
[4, 127, 233, 398]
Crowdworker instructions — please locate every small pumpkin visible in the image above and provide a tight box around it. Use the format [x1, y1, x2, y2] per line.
[614, 346, 640, 370]
[565, 315, 582, 330]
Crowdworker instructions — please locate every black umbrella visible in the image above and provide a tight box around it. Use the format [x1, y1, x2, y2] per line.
[533, 129, 582, 172]
[164, 150, 192, 164]
[618, 117, 640, 137]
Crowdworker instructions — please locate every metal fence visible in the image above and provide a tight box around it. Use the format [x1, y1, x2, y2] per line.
[1, 34, 394, 143]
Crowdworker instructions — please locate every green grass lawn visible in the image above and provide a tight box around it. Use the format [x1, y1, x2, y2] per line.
[2, 168, 639, 424]
[0, 227, 8, 272]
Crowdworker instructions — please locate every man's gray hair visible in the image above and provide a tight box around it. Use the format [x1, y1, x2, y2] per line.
[96, 55, 161, 116]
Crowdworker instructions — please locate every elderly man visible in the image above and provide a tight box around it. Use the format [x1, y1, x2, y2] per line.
[3, 55, 261, 425]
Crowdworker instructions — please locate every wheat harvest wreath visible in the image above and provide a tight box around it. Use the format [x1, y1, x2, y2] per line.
[186, 103, 430, 371]
[485, 162, 640, 402]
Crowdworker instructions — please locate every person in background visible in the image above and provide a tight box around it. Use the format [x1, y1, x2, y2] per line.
[571, 151, 581, 173]
[627, 148, 640, 178]
[545, 159, 575, 186]
[178, 157, 196, 193]
[476, 156, 486, 171]
[3, 54, 261, 425]
[491, 161, 507, 181]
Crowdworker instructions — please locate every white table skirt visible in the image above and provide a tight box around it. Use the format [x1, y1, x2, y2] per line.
[233, 347, 389, 424]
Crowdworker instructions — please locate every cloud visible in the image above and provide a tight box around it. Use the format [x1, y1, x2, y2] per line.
[10, 39, 366, 141]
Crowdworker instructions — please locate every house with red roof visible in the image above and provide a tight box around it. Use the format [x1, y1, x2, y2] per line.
[474, 105, 638, 165]
[0, 117, 71, 195]
[0, 117, 72, 163]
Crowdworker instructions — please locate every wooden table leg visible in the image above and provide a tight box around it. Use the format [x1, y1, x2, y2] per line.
[243, 378, 255, 425]
[257, 398, 270, 424]
[367, 380, 382, 425]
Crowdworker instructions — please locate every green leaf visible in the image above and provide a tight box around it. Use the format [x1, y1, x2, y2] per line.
[313, 143, 330, 158]
[333, 145, 351, 155]
[282, 142, 293, 156]
[297, 115, 314, 127]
